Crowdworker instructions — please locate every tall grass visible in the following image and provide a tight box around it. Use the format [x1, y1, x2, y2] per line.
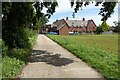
[47, 35, 119, 80]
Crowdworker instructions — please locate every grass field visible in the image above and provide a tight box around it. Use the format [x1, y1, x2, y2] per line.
[47, 34, 119, 80]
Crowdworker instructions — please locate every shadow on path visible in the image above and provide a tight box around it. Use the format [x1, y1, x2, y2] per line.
[29, 50, 74, 67]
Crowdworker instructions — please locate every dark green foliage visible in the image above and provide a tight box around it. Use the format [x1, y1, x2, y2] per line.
[2, 30, 37, 78]
[96, 27, 103, 34]
[2, 2, 35, 48]
[2, 1, 56, 79]
[3, 28, 32, 48]
[2, 41, 8, 56]
[2, 2, 56, 49]
[99, 2, 117, 21]
[70, 1, 117, 21]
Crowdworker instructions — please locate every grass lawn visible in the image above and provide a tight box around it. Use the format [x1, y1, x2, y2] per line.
[47, 34, 119, 80]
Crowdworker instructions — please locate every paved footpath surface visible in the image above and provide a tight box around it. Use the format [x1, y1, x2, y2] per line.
[18, 34, 104, 78]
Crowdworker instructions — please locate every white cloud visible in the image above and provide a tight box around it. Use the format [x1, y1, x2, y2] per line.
[41, 0, 73, 14]
[107, 14, 118, 26]
[82, 15, 102, 26]
[41, 7, 47, 14]
[82, 2, 102, 10]
[55, 0, 73, 13]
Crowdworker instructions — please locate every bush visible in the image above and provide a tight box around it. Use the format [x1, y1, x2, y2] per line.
[3, 27, 36, 49]
[2, 56, 24, 78]
[2, 29, 38, 79]
[2, 41, 9, 56]
[95, 27, 103, 34]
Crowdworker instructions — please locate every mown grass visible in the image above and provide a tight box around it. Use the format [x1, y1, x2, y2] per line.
[47, 34, 119, 80]
[2, 31, 38, 79]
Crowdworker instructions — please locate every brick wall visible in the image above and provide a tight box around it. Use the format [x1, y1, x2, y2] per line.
[59, 26, 69, 35]
[87, 20, 96, 32]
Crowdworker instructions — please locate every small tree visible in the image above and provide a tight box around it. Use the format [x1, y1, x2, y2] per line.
[100, 21, 110, 31]
[96, 26, 103, 34]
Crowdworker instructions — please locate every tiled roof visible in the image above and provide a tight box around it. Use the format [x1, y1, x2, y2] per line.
[51, 19, 95, 30]
[65, 20, 88, 27]
[51, 19, 66, 30]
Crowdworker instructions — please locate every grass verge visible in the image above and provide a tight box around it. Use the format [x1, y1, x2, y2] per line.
[47, 35, 119, 80]
[2, 30, 38, 79]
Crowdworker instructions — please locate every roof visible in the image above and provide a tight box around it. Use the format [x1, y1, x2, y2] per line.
[65, 20, 88, 27]
[51, 19, 96, 30]
[51, 19, 66, 30]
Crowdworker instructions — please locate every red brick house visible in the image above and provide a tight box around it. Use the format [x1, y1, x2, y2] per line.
[44, 18, 97, 35]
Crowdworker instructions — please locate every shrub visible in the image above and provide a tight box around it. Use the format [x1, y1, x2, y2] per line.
[2, 40, 9, 56]
[2, 29, 38, 78]
[95, 27, 103, 34]
[2, 56, 24, 78]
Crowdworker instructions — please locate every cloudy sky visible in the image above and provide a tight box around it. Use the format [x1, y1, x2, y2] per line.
[42, 1, 119, 26]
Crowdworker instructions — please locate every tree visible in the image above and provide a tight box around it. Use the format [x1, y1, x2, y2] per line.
[100, 21, 110, 31]
[70, 0, 118, 21]
[2, 1, 58, 48]
[95, 26, 103, 34]
[2, 2, 35, 48]
[33, 15, 49, 33]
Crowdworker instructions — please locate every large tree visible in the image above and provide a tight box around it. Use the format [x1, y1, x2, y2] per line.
[2, 1, 58, 48]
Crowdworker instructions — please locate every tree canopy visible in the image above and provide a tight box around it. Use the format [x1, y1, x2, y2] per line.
[100, 21, 110, 31]
[70, 0, 118, 21]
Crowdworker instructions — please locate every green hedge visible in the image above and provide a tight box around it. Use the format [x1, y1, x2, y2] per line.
[2, 30, 38, 79]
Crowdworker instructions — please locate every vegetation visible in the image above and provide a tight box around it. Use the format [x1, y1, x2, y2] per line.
[100, 21, 110, 31]
[2, 2, 53, 79]
[71, 1, 118, 21]
[2, 1, 119, 79]
[95, 26, 103, 34]
[112, 21, 119, 33]
[2, 30, 37, 79]
[0, 39, 2, 79]
[47, 34, 119, 80]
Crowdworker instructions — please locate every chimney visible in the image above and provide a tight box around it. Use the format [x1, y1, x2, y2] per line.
[66, 17, 68, 20]
[82, 18, 85, 21]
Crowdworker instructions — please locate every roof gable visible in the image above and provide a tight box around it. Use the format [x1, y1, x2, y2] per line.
[87, 20, 97, 27]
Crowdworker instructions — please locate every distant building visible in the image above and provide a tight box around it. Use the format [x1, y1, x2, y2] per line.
[43, 17, 97, 35]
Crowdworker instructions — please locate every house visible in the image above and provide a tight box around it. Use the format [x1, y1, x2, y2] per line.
[44, 17, 97, 35]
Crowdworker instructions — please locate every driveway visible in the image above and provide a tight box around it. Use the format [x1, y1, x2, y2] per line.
[18, 34, 104, 78]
